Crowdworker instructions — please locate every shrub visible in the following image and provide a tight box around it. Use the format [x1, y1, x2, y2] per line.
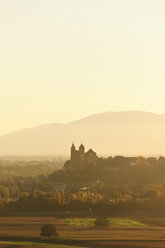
[95, 217, 109, 227]
[40, 224, 58, 238]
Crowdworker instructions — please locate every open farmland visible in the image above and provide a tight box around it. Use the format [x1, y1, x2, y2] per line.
[61, 218, 146, 227]
[0, 217, 164, 247]
[0, 241, 85, 248]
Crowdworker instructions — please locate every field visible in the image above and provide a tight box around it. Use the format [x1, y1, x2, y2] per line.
[61, 218, 146, 226]
[0, 217, 165, 247]
[0, 241, 85, 248]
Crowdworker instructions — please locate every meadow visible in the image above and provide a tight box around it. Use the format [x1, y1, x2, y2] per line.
[0, 241, 84, 248]
[61, 218, 145, 226]
[0, 216, 165, 247]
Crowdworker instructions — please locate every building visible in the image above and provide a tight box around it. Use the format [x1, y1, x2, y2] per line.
[70, 143, 98, 168]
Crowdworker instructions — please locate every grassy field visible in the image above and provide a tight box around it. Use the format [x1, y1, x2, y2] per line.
[61, 218, 146, 226]
[0, 241, 86, 248]
[0, 217, 164, 247]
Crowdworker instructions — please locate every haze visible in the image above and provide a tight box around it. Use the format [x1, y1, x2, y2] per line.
[1, 0, 165, 135]
[0, 111, 165, 156]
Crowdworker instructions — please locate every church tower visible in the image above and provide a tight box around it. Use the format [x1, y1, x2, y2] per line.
[68, 143, 98, 169]
[71, 143, 75, 161]
[70, 143, 85, 168]
[79, 143, 85, 160]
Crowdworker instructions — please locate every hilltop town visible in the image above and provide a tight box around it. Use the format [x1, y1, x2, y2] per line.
[63, 143, 141, 171]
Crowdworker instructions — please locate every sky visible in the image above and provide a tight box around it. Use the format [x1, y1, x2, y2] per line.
[0, 0, 165, 135]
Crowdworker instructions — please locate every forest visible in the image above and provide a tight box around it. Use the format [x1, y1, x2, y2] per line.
[0, 156, 165, 214]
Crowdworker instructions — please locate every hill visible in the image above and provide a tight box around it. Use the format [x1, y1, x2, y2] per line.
[0, 111, 165, 156]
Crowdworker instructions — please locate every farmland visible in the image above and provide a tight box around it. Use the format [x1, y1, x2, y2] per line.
[0, 217, 165, 247]
[0, 241, 84, 248]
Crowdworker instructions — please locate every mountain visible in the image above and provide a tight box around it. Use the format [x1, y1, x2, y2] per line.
[0, 111, 165, 156]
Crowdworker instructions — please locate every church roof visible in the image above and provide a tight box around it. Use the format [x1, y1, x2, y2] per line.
[85, 149, 97, 156]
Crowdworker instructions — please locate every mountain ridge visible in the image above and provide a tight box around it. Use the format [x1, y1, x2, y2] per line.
[0, 111, 165, 156]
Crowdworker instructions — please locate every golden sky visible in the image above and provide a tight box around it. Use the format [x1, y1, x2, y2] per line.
[0, 0, 165, 135]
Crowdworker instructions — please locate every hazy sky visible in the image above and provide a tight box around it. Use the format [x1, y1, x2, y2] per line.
[0, 0, 165, 135]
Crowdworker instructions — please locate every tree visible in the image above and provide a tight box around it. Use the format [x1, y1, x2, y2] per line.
[143, 189, 160, 200]
[40, 224, 58, 238]
[136, 156, 146, 165]
[95, 217, 109, 227]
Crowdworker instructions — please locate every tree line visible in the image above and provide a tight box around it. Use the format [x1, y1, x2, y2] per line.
[0, 182, 164, 213]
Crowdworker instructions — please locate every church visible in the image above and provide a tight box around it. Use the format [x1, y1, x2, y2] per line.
[66, 143, 98, 169]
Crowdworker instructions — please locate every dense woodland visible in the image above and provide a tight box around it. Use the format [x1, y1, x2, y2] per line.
[0, 156, 165, 213]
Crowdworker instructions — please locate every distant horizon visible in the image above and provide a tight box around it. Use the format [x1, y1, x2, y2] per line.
[1, 109, 165, 136]
[1, 110, 165, 157]
[0, 151, 164, 160]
